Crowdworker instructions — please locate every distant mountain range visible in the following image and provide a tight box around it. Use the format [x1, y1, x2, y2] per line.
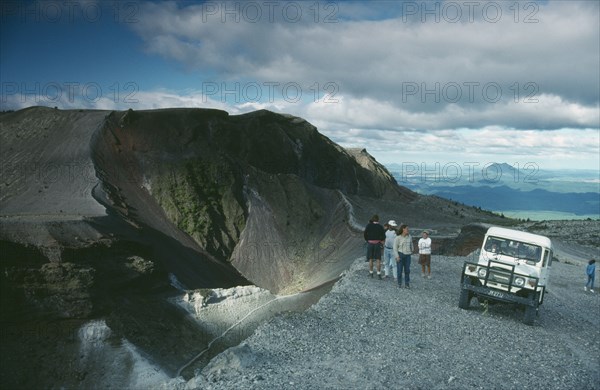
[431, 185, 599, 215]
[387, 163, 600, 218]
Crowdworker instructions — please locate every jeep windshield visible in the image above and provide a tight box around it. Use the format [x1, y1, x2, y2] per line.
[483, 236, 542, 263]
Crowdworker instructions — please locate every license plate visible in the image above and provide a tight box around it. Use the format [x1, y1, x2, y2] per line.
[487, 290, 506, 299]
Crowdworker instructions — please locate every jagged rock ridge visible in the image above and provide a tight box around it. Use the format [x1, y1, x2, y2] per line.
[0, 107, 510, 388]
[90, 108, 417, 292]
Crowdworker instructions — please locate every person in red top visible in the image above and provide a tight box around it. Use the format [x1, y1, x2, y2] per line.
[363, 214, 386, 279]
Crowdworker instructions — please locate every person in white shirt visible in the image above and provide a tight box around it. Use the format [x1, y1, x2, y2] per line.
[418, 230, 432, 279]
[383, 220, 398, 280]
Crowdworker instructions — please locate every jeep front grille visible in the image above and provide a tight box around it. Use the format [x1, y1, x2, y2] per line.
[489, 270, 510, 284]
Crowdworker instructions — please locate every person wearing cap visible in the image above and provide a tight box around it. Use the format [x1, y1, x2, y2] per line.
[418, 230, 432, 279]
[363, 214, 386, 279]
[383, 220, 398, 280]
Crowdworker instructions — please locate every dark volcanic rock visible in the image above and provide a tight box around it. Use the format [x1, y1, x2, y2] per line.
[90, 108, 419, 293]
[0, 106, 512, 300]
[437, 223, 490, 256]
[0, 107, 512, 388]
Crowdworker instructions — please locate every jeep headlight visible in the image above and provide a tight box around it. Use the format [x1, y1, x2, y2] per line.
[514, 277, 525, 287]
[478, 268, 487, 278]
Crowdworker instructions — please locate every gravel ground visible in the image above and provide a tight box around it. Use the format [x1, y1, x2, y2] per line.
[184, 253, 600, 390]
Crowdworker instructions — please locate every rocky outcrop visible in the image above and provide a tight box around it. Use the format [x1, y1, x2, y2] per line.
[345, 148, 416, 201]
[0, 107, 512, 388]
[436, 223, 490, 256]
[0, 106, 510, 301]
[89, 108, 420, 293]
[0, 237, 164, 320]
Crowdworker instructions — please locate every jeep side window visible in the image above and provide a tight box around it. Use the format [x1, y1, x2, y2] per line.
[542, 250, 552, 267]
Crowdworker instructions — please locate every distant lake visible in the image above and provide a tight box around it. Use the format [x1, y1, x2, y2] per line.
[387, 164, 600, 221]
[497, 210, 600, 221]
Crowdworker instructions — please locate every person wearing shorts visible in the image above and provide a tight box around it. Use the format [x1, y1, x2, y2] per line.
[363, 214, 386, 279]
[418, 230, 432, 279]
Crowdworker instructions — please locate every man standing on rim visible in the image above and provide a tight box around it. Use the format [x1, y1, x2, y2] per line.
[364, 214, 386, 279]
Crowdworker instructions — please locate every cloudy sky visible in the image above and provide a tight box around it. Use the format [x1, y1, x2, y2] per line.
[2, 0, 599, 170]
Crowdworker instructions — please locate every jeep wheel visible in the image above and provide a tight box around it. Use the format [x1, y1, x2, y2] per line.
[523, 292, 539, 325]
[458, 278, 473, 309]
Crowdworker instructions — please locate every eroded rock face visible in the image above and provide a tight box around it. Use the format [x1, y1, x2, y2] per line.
[0, 239, 164, 321]
[1, 107, 509, 296]
[2, 107, 417, 332]
[437, 223, 490, 256]
[90, 108, 414, 292]
[23, 262, 95, 318]
[1, 107, 512, 388]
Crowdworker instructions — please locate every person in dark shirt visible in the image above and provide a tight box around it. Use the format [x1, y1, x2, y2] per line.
[364, 214, 386, 279]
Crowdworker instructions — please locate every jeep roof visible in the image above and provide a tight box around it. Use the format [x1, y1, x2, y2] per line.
[485, 227, 553, 250]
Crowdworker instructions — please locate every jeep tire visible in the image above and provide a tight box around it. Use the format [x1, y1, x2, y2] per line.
[523, 292, 539, 325]
[458, 277, 473, 309]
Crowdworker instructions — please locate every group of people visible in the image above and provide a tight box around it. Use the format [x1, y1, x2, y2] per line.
[364, 214, 598, 294]
[363, 214, 432, 289]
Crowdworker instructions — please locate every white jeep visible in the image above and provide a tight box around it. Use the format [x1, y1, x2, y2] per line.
[459, 226, 553, 325]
